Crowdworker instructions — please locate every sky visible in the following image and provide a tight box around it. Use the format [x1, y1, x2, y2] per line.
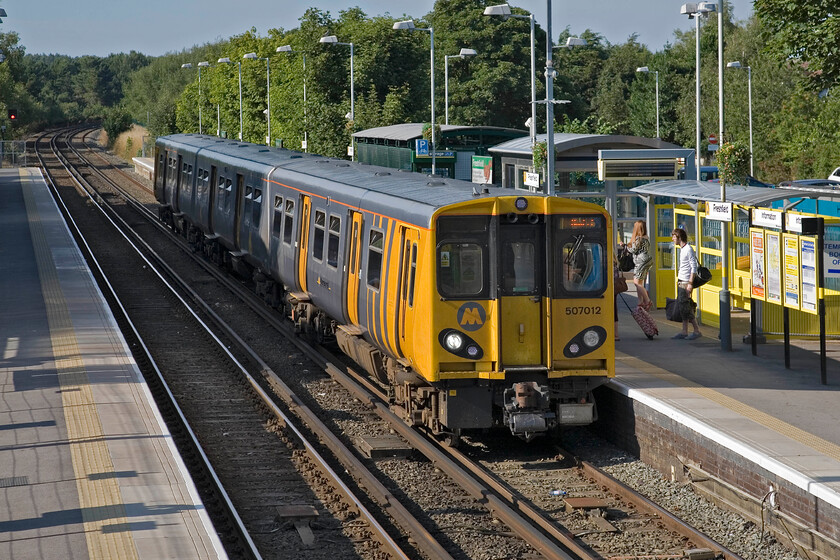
[8, 1, 754, 58]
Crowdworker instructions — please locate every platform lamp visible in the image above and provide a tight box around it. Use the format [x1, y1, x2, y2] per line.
[726, 61, 753, 177]
[393, 20, 436, 176]
[319, 35, 355, 160]
[243, 52, 271, 146]
[276, 45, 308, 152]
[217, 57, 243, 141]
[635, 66, 659, 138]
[180, 62, 207, 135]
[444, 48, 477, 125]
[483, 4, 535, 145]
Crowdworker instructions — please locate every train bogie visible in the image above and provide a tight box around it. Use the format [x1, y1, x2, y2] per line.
[154, 134, 615, 442]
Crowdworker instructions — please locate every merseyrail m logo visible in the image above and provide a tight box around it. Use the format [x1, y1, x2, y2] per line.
[457, 302, 486, 332]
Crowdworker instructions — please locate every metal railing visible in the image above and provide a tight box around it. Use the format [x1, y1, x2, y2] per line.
[0, 141, 28, 167]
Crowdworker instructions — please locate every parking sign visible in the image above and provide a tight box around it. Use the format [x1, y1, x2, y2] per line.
[415, 139, 429, 156]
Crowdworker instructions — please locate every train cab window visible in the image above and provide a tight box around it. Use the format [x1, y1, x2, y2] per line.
[252, 189, 262, 228]
[283, 199, 295, 245]
[436, 215, 490, 298]
[327, 215, 341, 268]
[313, 210, 326, 261]
[554, 215, 607, 295]
[272, 196, 283, 238]
[367, 230, 384, 290]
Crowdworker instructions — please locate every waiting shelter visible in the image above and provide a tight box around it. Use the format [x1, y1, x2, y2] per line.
[630, 179, 840, 337]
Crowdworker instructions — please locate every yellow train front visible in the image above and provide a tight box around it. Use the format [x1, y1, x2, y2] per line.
[359, 194, 615, 442]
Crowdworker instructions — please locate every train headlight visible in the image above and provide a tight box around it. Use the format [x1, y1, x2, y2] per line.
[444, 332, 464, 351]
[582, 329, 600, 348]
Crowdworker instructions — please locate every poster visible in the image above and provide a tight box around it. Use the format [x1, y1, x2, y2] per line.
[765, 231, 782, 305]
[471, 156, 492, 184]
[750, 229, 765, 300]
[782, 233, 800, 310]
[800, 236, 818, 315]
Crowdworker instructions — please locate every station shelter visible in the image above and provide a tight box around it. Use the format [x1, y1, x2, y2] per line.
[630, 179, 840, 337]
[352, 124, 526, 180]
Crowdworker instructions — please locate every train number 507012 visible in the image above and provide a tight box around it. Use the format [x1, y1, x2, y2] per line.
[564, 306, 602, 315]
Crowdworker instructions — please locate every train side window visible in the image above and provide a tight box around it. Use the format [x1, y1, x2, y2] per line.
[272, 196, 283, 238]
[367, 230, 384, 290]
[283, 199, 295, 245]
[252, 189, 262, 227]
[312, 210, 326, 261]
[327, 215, 340, 268]
[408, 242, 417, 307]
[225, 179, 232, 211]
[243, 187, 253, 227]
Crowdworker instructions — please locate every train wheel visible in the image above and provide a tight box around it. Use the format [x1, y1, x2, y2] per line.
[441, 430, 462, 448]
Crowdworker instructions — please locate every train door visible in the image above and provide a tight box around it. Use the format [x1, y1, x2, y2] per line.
[297, 196, 312, 292]
[233, 174, 244, 248]
[154, 148, 166, 201]
[344, 211, 364, 324]
[174, 154, 182, 212]
[396, 226, 420, 357]
[208, 166, 217, 233]
[499, 221, 545, 367]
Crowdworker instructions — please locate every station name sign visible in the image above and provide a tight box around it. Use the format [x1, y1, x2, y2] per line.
[704, 201, 733, 222]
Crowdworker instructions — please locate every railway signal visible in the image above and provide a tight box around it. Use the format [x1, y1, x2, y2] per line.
[7, 108, 17, 121]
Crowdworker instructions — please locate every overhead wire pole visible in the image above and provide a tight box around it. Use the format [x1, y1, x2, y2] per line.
[544, 0, 555, 195]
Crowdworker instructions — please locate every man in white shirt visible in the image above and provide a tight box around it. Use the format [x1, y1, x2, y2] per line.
[671, 228, 702, 340]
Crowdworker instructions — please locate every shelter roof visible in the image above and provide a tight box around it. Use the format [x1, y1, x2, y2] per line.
[489, 133, 681, 156]
[630, 180, 822, 207]
[353, 123, 525, 141]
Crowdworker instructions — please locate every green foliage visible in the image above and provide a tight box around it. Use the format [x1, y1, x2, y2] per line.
[532, 141, 547, 173]
[717, 141, 751, 186]
[102, 105, 133, 146]
[421, 122, 441, 142]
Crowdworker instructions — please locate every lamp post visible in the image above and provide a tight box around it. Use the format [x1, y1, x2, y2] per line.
[483, 4, 535, 145]
[243, 52, 271, 146]
[393, 20, 436, 176]
[635, 66, 659, 138]
[217, 57, 243, 141]
[681, 2, 715, 181]
[444, 48, 477, 125]
[180, 62, 209, 135]
[715, 0, 732, 351]
[727, 61, 753, 177]
[277, 45, 308, 152]
[320, 35, 355, 160]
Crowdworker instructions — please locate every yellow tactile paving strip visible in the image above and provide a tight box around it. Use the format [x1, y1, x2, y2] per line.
[617, 351, 840, 462]
[23, 169, 139, 560]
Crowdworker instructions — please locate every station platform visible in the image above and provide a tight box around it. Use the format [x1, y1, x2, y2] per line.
[0, 168, 225, 559]
[605, 286, 840, 555]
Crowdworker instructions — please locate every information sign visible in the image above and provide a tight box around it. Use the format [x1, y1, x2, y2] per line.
[765, 231, 782, 305]
[752, 208, 783, 229]
[823, 240, 840, 278]
[784, 212, 803, 233]
[800, 236, 818, 315]
[782, 233, 800, 309]
[471, 156, 492, 184]
[750, 229, 766, 300]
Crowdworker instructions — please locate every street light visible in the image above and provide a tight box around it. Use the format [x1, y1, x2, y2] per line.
[727, 61, 753, 177]
[681, 1, 716, 181]
[217, 57, 243, 141]
[181, 63, 202, 135]
[277, 45, 308, 152]
[320, 35, 355, 160]
[544, 36, 586, 195]
[444, 48, 477, 125]
[484, 4, 536, 145]
[393, 19, 437, 176]
[244, 52, 271, 146]
[635, 66, 659, 138]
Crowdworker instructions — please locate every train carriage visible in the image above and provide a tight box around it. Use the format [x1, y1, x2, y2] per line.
[155, 134, 615, 441]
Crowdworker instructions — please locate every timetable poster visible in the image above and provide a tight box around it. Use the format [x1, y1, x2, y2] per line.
[765, 230, 782, 305]
[782, 233, 800, 309]
[750, 229, 766, 300]
[800, 236, 818, 315]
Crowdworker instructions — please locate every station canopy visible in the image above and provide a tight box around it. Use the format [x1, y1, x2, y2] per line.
[630, 179, 823, 208]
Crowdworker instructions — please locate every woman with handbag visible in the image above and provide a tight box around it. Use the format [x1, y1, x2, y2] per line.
[623, 220, 654, 311]
[671, 228, 702, 340]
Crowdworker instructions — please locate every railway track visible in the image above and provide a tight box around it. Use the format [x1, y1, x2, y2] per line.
[34, 127, 776, 560]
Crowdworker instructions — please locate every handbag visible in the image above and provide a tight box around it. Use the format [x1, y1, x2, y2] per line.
[614, 275, 628, 294]
[618, 249, 635, 272]
[665, 297, 682, 322]
[693, 266, 712, 287]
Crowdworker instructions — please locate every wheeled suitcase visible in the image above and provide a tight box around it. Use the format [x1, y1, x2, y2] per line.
[618, 294, 658, 339]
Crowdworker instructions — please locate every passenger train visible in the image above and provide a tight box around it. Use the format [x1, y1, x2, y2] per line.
[154, 134, 615, 441]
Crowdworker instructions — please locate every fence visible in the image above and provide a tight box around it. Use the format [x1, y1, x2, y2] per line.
[0, 141, 29, 167]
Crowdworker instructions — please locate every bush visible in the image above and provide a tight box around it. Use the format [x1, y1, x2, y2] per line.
[102, 106, 133, 147]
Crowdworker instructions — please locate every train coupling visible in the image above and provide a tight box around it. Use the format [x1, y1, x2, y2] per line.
[502, 382, 557, 442]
